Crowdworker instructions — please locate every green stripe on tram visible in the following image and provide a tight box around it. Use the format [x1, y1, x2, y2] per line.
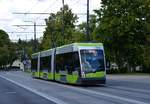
[76, 43, 103, 47]
[39, 72, 53, 80]
[39, 72, 44, 78]
[55, 73, 61, 80]
[32, 71, 53, 80]
[66, 75, 78, 84]
[47, 73, 53, 80]
[33, 72, 39, 77]
[85, 71, 105, 78]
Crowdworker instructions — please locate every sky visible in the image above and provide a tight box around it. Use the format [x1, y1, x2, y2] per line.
[0, 0, 101, 42]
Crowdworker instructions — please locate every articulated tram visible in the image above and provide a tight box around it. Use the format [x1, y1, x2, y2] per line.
[31, 43, 106, 85]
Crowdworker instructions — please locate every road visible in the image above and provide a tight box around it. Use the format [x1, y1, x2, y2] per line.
[0, 73, 56, 104]
[0, 71, 150, 104]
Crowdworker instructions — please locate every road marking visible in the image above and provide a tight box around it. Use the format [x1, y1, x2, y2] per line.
[37, 79, 149, 104]
[109, 86, 150, 94]
[5, 91, 17, 94]
[61, 85, 148, 104]
[34, 78, 150, 104]
[73, 87, 149, 104]
[1, 72, 149, 104]
[0, 75, 67, 104]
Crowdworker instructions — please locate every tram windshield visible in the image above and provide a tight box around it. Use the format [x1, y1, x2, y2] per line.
[80, 49, 105, 73]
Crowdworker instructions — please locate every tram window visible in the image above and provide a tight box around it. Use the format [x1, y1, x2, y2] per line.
[56, 52, 80, 75]
[40, 56, 51, 72]
[31, 58, 38, 71]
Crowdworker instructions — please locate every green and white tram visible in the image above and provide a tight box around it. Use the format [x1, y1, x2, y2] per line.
[31, 43, 106, 85]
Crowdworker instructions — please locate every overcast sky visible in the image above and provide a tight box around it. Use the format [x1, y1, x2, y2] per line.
[0, 0, 101, 41]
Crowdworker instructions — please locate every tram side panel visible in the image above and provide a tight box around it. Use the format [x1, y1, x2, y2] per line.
[55, 51, 81, 84]
[31, 58, 39, 78]
[39, 56, 53, 80]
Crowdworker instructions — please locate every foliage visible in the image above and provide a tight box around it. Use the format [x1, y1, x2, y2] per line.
[39, 1, 149, 73]
[142, 35, 150, 72]
[16, 39, 40, 60]
[41, 5, 78, 50]
[94, 0, 150, 72]
[78, 15, 97, 40]
[0, 29, 17, 68]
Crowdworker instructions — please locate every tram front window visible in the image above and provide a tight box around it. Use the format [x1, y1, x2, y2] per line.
[80, 49, 105, 73]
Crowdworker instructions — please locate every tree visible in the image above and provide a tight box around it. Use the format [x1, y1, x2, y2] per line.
[94, 0, 149, 71]
[143, 34, 150, 72]
[78, 15, 97, 40]
[0, 29, 17, 68]
[0, 29, 10, 47]
[16, 39, 39, 61]
[41, 5, 78, 50]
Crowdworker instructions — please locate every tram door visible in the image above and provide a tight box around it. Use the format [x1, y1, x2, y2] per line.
[56, 52, 81, 83]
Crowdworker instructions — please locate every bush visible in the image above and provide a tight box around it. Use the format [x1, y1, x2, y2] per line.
[119, 67, 128, 73]
[106, 68, 119, 74]
[142, 66, 150, 73]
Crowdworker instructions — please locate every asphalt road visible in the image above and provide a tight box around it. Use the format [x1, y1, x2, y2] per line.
[0, 71, 150, 104]
[0, 76, 56, 104]
[0, 74, 56, 104]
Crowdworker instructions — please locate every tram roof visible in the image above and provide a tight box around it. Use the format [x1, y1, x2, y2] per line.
[32, 43, 103, 58]
[57, 43, 103, 48]
[56, 43, 103, 54]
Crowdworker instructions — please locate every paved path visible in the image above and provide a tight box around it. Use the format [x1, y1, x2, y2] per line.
[0, 71, 150, 104]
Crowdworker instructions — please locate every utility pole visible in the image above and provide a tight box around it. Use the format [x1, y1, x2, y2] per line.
[13, 12, 48, 52]
[62, 0, 64, 7]
[62, 0, 65, 43]
[34, 22, 36, 52]
[13, 24, 46, 52]
[87, 0, 90, 41]
[54, 0, 65, 81]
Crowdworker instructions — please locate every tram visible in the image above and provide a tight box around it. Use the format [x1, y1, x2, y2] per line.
[31, 43, 106, 85]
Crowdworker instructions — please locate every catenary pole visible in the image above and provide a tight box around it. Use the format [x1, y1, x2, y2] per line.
[87, 0, 90, 41]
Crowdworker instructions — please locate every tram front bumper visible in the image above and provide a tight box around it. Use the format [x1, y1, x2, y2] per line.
[80, 77, 106, 85]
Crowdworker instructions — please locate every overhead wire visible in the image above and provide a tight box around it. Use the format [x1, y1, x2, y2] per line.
[68, 0, 88, 25]
[20, 0, 59, 39]
[68, 0, 81, 7]
[13, 0, 89, 40]
[12, 0, 41, 40]
[42, 0, 59, 13]
[25, 0, 40, 14]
